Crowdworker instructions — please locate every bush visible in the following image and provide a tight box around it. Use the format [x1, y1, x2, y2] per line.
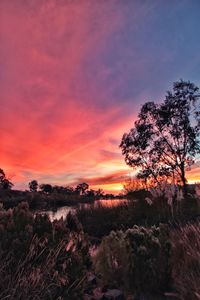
[0, 202, 90, 300]
[94, 224, 171, 297]
[171, 221, 200, 300]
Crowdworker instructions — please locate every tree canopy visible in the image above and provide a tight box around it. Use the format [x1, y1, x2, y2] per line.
[120, 80, 200, 189]
[28, 180, 38, 192]
[0, 168, 13, 190]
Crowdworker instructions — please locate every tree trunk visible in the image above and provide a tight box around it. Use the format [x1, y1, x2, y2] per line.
[180, 162, 188, 196]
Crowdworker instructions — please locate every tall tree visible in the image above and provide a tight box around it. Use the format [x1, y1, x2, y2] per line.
[120, 80, 200, 191]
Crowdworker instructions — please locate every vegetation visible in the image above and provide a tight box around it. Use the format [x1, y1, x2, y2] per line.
[0, 168, 13, 190]
[171, 221, 200, 300]
[0, 172, 106, 210]
[95, 224, 171, 297]
[0, 202, 90, 300]
[120, 80, 200, 191]
[77, 184, 200, 240]
[29, 180, 39, 192]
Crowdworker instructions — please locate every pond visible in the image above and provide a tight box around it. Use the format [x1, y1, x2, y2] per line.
[36, 198, 128, 221]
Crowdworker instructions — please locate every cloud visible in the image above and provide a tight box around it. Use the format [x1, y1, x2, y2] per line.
[75, 170, 128, 186]
[1, 0, 200, 191]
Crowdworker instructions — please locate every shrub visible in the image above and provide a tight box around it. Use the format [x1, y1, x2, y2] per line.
[0, 202, 90, 300]
[94, 224, 171, 297]
[171, 221, 200, 300]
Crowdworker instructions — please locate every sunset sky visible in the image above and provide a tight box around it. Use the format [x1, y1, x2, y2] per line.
[1, 0, 200, 192]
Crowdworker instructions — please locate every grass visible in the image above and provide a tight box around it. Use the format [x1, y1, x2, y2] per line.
[171, 221, 200, 300]
[76, 193, 200, 241]
[0, 202, 90, 300]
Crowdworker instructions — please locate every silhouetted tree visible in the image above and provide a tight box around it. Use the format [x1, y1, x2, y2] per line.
[52, 185, 74, 195]
[76, 183, 89, 195]
[0, 168, 13, 190]
[28, 180, 38, 192]
[85, 189, 95, 198]
[95, 188, 104, 198]
[120, 80, 200, 192]
[65, 186, 74, 194]
[52, 185, 65, 194]
[40, 184, 53, 194]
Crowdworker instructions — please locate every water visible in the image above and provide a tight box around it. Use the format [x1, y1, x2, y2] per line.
[37, 198, 128, 221]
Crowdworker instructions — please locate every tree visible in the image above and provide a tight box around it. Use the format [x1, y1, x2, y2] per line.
[76, 183, 89, 195]
[40, 184, 53, 194]
[0, 168, 13, 190]
[123, 176, 147, 194]
[28, 180, 38, 192]
[120, 80, 200, 192]
[95, 188, 104, 198]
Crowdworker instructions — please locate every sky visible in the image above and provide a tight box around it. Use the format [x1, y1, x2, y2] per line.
[1, 0, 200, 193]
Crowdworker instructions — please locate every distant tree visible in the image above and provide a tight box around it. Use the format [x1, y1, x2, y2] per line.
[0, 168, 13, 190]
[120, 80, 200, 192]
[40, 184, 53, 194]
[51, 185, 74, 195]
[65, 186, 74, 194]
[52, 185, 66, 194]
[86, 189, 95, 198]
[76, 183, 89, 195]
[95, 188, 104, 198]
[28, 180, 38, 192]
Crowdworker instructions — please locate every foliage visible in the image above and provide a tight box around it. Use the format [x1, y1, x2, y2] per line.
[77, 184, 200, 240]
[95, 224, 171, 296]
[29, 180, 38, 192]
[0, 202, 90, 300]
[120, 80, 200, 189]
[171, 221, 200, 300]
[123, 176, 147, 193]
[0, 168, 13, 190]
[75, 182, 89, 195]
[40, 183, 53, 194]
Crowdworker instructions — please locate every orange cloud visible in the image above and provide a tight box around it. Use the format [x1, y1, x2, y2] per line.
[1, 1, 199, 192]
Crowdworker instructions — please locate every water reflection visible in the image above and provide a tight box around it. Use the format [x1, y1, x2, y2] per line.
[37, 206, 75, 222]
[37, 198, 128, 222]
[80, 198, 128, 209]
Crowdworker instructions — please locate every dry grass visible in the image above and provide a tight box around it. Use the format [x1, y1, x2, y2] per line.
[0, 237, 87, 300]
[0, 203, 89, 300]
[171, 221, 200, 300]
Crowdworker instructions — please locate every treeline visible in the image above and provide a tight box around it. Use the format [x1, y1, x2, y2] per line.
[0, 168, 108, 198]
[28, 180, 104, 198]
[0, 168, 117, 209]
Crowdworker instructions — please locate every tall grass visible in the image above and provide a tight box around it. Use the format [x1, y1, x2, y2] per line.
[76, 191, 200, 241]
[171, 221, 200, 300]
[0, 240, 85, 300]
[0, 202, 90, 300]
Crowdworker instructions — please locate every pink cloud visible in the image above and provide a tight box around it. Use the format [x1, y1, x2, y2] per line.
[0, 0, 134, 190]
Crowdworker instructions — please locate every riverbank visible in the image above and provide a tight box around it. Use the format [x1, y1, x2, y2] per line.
[0, 188, 125, 211]
[0, 189, 97, 210]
